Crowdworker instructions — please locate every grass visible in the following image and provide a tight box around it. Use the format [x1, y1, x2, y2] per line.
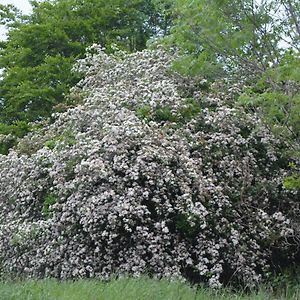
[0, 277, 299, 300]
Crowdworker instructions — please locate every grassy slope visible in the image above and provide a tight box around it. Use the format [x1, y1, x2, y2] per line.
[0, 277, 298, 300]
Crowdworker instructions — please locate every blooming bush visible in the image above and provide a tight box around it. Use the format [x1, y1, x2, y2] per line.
[0, 46, 298, 287]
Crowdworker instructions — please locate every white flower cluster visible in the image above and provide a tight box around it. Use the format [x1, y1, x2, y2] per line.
[0, 47, 298, 287]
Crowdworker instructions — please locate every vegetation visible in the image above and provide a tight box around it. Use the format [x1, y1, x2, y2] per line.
[0, 0, 299, 293]
[169, 0, 300, 188]
[0, 277, 299, 300]
[0, 0, 172, 136]
[0, 47, 298, 288]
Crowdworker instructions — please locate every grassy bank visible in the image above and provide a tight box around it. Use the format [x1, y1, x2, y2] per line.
[0, 277, 299, 300]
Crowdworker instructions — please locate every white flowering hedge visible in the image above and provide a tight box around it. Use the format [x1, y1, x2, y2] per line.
[0, 46, 298, 288]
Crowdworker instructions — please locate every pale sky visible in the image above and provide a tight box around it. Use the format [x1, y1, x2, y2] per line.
[0, 0, 32, 40]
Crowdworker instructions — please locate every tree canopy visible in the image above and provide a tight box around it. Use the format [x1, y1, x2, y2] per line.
[170, 0, 299, 78]
[168, 0, 300, 188]
[0, 0, 172, 127]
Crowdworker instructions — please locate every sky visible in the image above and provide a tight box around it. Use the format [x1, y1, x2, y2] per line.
[0, 0, 32, 40]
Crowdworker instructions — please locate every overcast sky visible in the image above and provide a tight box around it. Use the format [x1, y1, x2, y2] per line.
[0, 0, 32, 40]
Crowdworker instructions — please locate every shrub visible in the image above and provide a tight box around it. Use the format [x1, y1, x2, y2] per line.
[0, 46, 298, 288]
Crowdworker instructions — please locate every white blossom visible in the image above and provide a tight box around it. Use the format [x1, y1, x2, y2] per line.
[0, 46, 298, 288]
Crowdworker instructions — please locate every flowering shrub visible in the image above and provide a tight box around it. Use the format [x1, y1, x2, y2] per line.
[0, 46, 298, 287]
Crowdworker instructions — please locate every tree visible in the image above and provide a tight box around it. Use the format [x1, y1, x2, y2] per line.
[0, 0, 171, 138]
[168, 0, 300, 188]
[169, 0, 299, 80]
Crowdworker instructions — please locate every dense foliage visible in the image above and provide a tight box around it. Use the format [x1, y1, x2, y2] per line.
[0, 0, 172, 140]
[169, 0, 300, 188]
[0, 47, 298, 287]
[170, 0, 299, 79]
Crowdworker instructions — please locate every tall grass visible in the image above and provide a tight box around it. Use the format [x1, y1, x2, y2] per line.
[0, 277, 299, 300]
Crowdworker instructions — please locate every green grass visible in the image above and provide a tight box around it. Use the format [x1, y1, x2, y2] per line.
[0, 277, 298, 300]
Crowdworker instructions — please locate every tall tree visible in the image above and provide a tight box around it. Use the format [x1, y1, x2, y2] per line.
[168, 0, 300, 188]
[0, 0, 171, 128]
[170, 0, 299, 78]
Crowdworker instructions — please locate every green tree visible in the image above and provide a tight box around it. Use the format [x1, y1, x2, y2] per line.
[170, 0, 298, 78]
[0, 0, 170, 134]
[168, 0, 300, 187]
